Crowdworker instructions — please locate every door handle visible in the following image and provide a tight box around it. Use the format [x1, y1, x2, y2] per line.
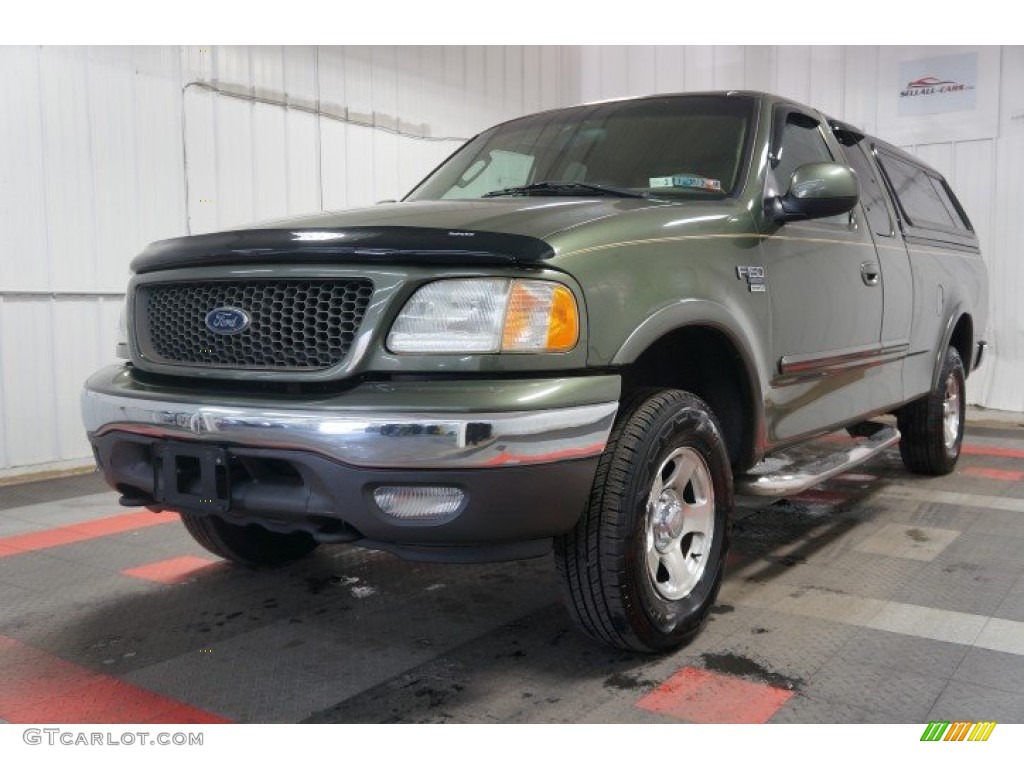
[861, 261, 881, 286]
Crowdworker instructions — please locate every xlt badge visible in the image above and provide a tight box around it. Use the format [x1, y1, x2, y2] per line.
[736, 265, 766, 292]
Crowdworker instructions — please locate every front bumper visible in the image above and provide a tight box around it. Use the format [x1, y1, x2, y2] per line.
[82, 366, 620, 560]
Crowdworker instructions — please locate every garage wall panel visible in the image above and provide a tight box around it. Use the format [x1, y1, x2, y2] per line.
[743, 47, 776, 94]
[282, 45, 317, 104]
[775, 46, 811, 104]
[627, 46, 657, 96]
[712, 46, 745, 91]
[684, 47, 715, 91]
[654, 47, 686, 94]
[39, 47, 99, 293]
[285, 109, 322, 216]
[134, 49, 187, 249]
[182, 86, 219, 234]
[1, 300, 59, 468]
[0, 47, 50, 292]
[214, 96, 257, 229]
[88, 48, 141, 291]
[808, 46, 844, 119]
[51, 300, 104, 460]
[843, 46, 879, 135]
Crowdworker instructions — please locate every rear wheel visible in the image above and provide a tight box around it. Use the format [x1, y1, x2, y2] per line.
[897, 346, 966, 475]
[181, 514, 319, 566]
[554, 389, 732, 653]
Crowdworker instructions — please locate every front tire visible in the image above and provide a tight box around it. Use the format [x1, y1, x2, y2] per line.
[555, 389, 732, 653]
[181, 514, 319, 567]
[897, 346, 966, 476]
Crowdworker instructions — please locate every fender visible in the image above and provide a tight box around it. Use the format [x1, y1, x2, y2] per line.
[611, 298, 768, 460]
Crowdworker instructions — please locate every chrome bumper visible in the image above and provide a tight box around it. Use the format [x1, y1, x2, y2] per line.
[82, 383, 618, 470]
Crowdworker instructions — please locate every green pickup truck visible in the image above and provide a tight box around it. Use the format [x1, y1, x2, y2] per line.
[82, 91, 988, 652]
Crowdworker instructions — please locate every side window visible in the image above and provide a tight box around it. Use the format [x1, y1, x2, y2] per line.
[774, 116, 833, 190]
[840, 143, 894, 238]
[875, 152, 955, 231]
[929, 176, 973, 231]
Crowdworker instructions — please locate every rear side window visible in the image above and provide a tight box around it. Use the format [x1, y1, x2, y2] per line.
[875, 152, 967, 232]
[929, 176, 973, 231]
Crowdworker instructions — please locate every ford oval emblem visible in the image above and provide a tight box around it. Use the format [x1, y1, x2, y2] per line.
[204, 307, 251, 335]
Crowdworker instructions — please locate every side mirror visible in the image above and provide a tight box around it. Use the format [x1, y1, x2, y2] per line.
[769, 162, 859, 223]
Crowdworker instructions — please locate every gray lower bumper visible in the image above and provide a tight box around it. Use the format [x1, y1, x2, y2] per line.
[81, 366, 619, 470]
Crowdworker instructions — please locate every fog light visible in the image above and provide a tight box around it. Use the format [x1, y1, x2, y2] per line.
[373, 486, 464, 520]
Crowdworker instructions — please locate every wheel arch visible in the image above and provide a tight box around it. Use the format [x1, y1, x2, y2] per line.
[611, 303, 764, 471]
[934, 309, 974, 388]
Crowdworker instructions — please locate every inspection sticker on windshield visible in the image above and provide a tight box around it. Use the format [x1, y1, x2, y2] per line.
[649, 174, 722, 191]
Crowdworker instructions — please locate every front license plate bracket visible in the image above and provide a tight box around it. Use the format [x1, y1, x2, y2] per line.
[153, 442, 231, 514]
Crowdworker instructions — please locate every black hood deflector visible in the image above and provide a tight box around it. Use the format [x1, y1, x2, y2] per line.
[131, 226, 555, 274]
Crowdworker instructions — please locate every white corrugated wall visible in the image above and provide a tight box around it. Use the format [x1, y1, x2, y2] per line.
[1, 45, 1021, 476]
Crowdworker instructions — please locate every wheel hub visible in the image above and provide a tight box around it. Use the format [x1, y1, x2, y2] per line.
[652, 489, 685, 552]
[644, 447, 715, 601]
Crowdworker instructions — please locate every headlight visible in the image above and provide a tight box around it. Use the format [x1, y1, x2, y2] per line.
[116, 301, 129, 359]
[388, 278, 579, 354]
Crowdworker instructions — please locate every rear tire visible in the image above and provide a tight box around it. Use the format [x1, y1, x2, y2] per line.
[181, 514, 319, 566]
[897, 346, 966, 476]
[554, 389, 732, 653]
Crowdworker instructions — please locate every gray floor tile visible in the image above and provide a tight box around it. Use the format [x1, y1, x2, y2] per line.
[855, 523, 961, 561]
[951, 647, 1024, 694]
[890, 558, 1018, 616]
[0, 518, 50, 537]
[770, 692, 902, 723]
[802, 656, 949, 721]
[935, 533, 1024, 575]
[699, 609, 854, 683]
[928, 681, 1024, 723]
[994, 575, 1024, 622]
[760, 557, 923, 603]
[836, 626, 970, 679]
[0, 472, 108, 511]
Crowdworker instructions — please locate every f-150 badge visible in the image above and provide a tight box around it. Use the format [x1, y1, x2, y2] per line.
[736, 265, 766, 292]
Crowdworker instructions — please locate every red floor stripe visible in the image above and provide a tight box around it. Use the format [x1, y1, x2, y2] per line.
[962, 444, 1024, 460]
[0, 635, 230, 723]
[0, 511, 178, 558]
[123, 555, 224, 585]
[963, 466, 1024, 482]
[636, 667, 794, 724]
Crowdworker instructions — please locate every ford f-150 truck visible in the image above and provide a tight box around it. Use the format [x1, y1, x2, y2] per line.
[82, 91, 988, 652]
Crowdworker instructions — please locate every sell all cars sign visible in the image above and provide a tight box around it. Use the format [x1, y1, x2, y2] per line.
[898, 52, 978, 116]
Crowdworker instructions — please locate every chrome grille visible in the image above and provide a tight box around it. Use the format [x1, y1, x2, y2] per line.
[136, 279, 373, 371]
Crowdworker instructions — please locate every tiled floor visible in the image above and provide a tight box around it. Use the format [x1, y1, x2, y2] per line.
[1, 422, 1023, 724]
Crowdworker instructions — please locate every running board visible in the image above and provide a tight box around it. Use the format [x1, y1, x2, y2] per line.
[736, 425, 900, 497]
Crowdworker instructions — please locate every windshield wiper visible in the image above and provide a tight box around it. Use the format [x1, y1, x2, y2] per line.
[482, 181, 648, 199]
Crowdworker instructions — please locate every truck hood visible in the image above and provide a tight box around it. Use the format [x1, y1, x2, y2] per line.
[130, 199, 668, 274]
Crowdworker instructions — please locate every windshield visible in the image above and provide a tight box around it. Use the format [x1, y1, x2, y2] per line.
[407, 95, 756, 201]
